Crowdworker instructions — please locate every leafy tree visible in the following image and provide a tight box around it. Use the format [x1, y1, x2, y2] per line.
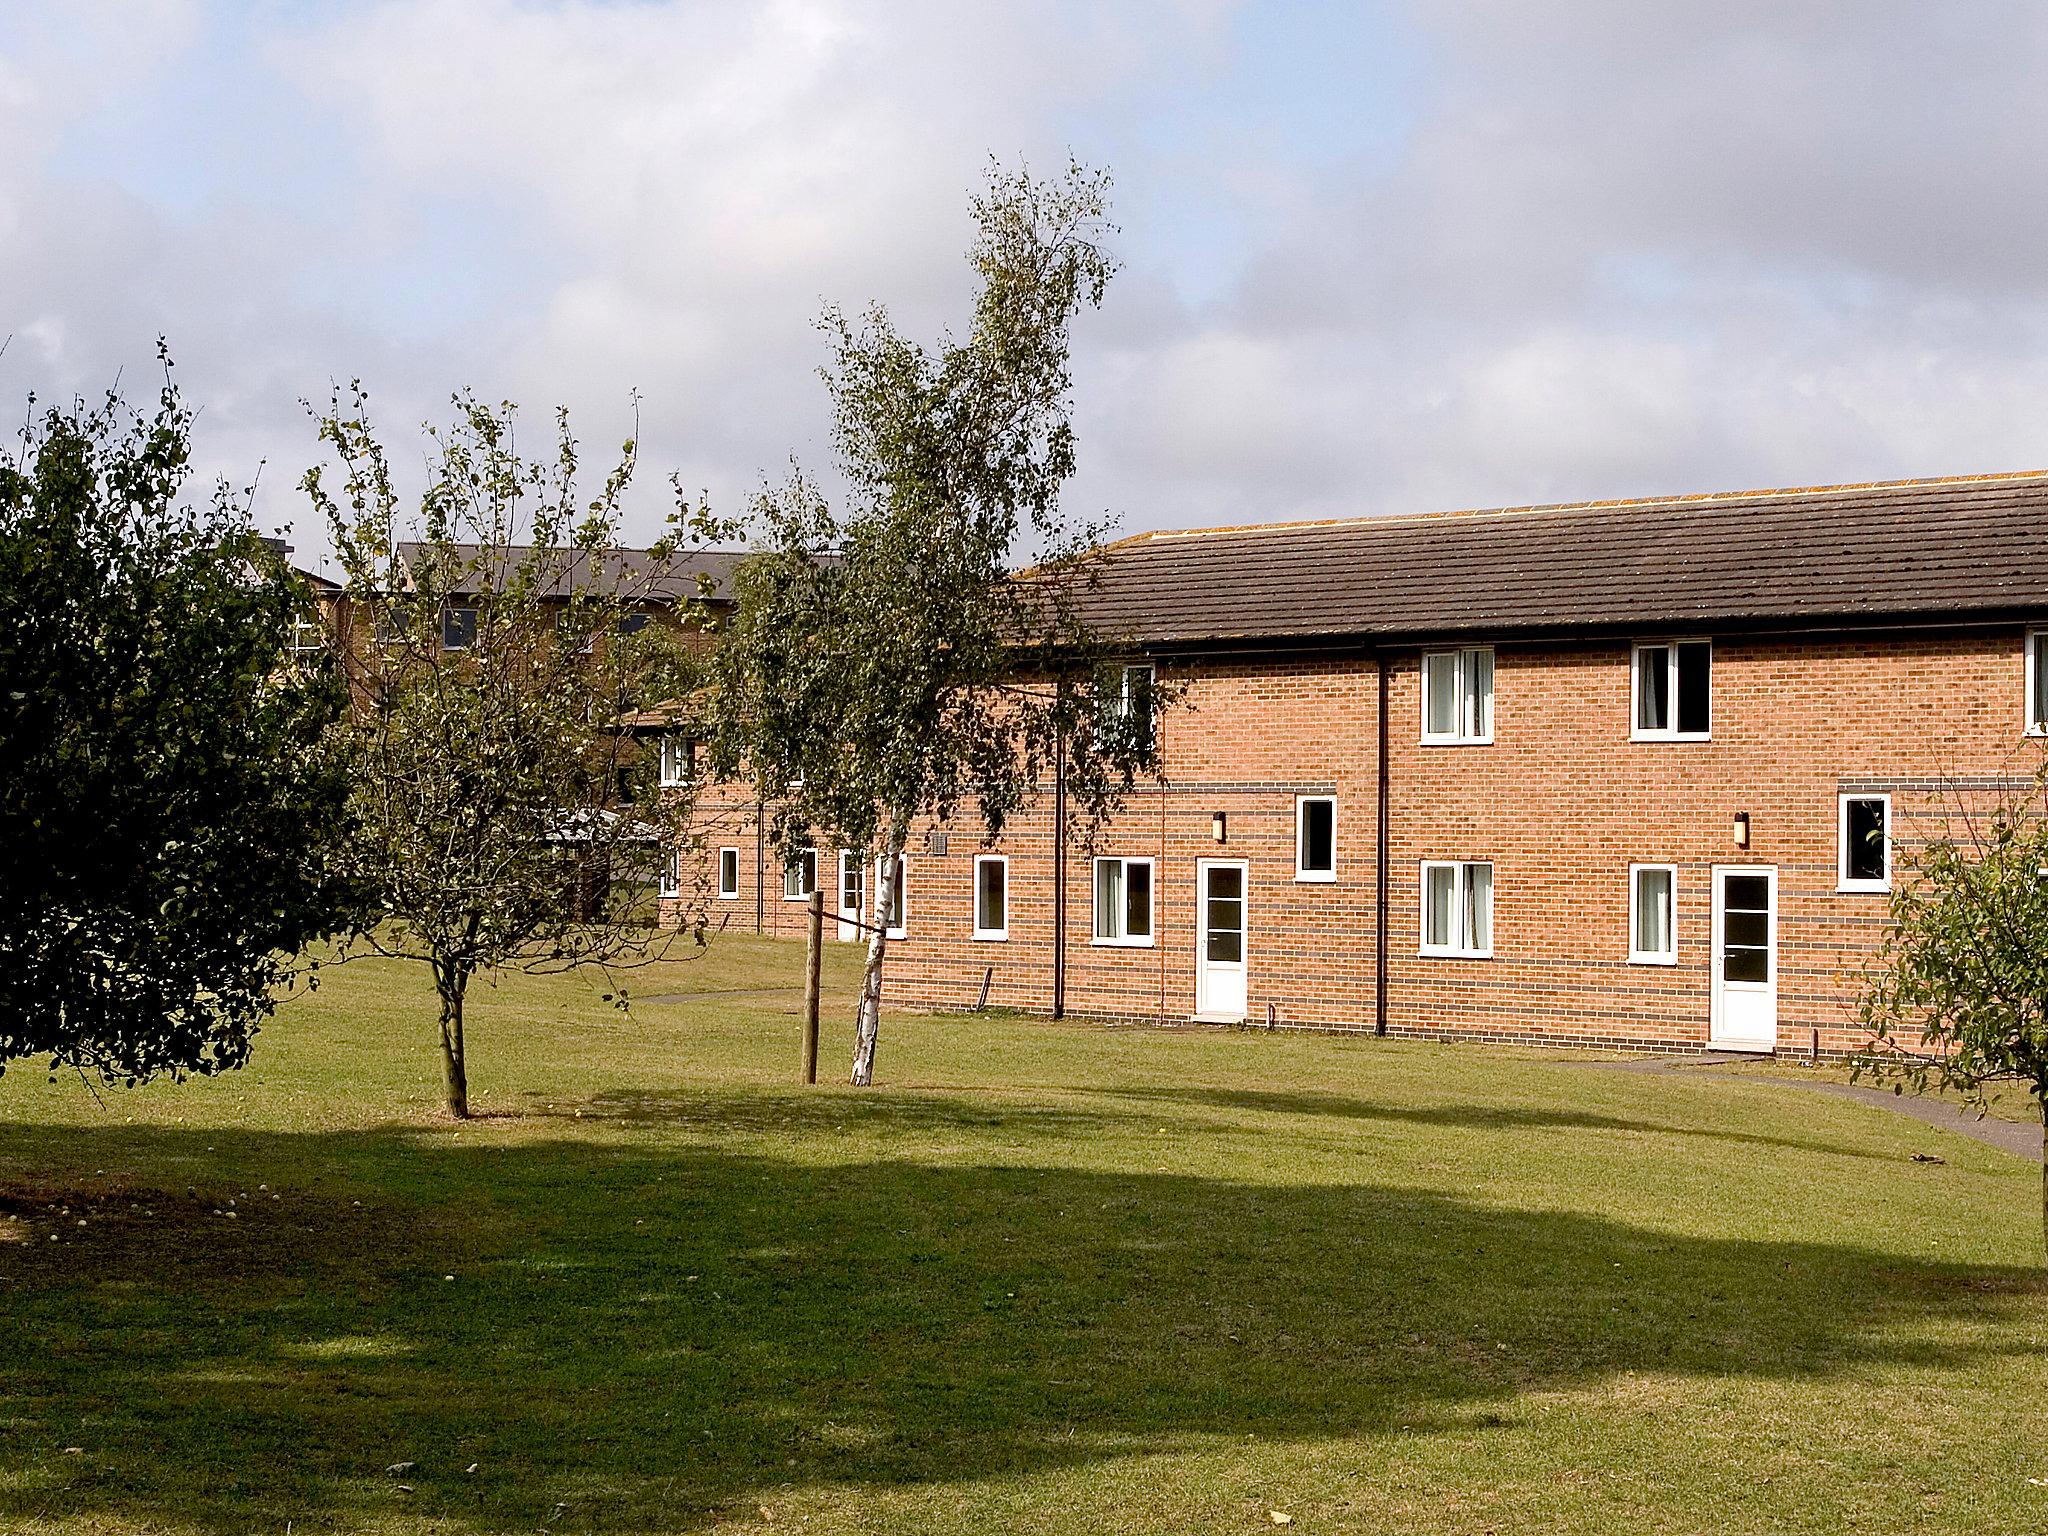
[1855, 764, 2048, 1251]
[304, 390, 720, 1117]
[0, 362, 352, 1086]
[706, 160, 1168, 1086]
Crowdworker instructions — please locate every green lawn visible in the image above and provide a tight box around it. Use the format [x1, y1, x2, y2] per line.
[3, 935, 2046, 1534]
[1742, 1055, 2048, 1125]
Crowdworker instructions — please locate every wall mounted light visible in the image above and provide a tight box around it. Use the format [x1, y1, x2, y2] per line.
[1211, 811, 1228, 844]
[1732, 810, 1751, 849]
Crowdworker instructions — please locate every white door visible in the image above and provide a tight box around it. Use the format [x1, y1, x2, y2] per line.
[836, 851, 864, 941]
[1195, 860, 1248, 1023]
[1710, 865, 1777, 1052]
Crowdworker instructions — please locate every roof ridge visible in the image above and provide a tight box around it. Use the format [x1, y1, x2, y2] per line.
[397, 540, 754, 554]
[1121, 468, 2048, 544]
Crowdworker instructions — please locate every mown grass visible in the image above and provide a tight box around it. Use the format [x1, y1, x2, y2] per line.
[2, 933, 2046, 1533]
[1740, 1054, 2047, 1125]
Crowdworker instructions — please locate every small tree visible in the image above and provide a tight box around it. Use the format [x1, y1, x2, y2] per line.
[707, 160, 1167, 1086]
[0, 361, 352, 1086]
[1855, 762, 2048, 1251]
[304, 389, 719, 1117]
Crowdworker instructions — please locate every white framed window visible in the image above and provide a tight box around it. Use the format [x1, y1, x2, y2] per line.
[1092, 856, 1154, 946]
[1296, 796, 1336, 881]
[290, 616, 327, 661]
[1628, 864, 1677, 964]
[782, 847, 816, 901]
[1420, 860, 1493, 957]
[2028, 630, 2048, 736]
[717, 847, 739, 900]
[878, 853, 907, 939]
[376, 599, 416, 648]
[659, 848, 681, 899]
[1838, 793, 1892, 892]
[1420, 647, 1494, 743]
[972, 855, 1008, 940]
[1632, 640, 1711, 740]
[1112, 663, 1157, 754]
[659, 734, 695, 787]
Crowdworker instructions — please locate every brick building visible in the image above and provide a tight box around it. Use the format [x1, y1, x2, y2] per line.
[686, 472, 2048, 1056]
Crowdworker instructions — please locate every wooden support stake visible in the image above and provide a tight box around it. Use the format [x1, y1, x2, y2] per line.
[975, 965, 993, 1011]
[802, 887, 824, 1085]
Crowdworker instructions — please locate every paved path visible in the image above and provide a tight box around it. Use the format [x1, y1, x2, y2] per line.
[1584, 1055, 2043, 1162]
[1752, 1075, 2043, 1162]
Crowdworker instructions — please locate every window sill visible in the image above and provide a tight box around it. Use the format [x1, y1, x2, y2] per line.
[1835, 882, 1891, 895]
[1294, 870, 1337, 884]
[1419, 947, 1494, 960]
[971, 931, 1008, 943]
[1628, 731, 1711, 743]
[1090, 937, 1156, 949]
[1627, 953, 1678, 967]
[1418, 735, 1494, 747]
[716, 892, 739, 901]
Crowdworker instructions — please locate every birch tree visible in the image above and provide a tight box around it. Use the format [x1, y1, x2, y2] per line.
[706, 160, 1167, 1086]
[304, 390, 720, 1117]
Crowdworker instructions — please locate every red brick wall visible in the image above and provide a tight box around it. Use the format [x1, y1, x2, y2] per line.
[682, 626, 2044, 1055]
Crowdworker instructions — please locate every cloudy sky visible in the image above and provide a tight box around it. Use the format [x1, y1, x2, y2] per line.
[5, 1, 2048, 567]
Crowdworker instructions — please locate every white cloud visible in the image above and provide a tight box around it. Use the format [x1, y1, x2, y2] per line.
[252, 0, 1210, 549]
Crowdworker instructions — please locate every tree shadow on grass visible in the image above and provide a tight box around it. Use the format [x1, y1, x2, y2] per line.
[576, 1086, 1153, 1141]
[0, 1118, 2037, 1532]
[571, 1081, 1893, 1166]
[1084, 1084, 1917, 1163]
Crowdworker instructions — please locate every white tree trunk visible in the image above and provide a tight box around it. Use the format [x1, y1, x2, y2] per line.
[849, 822, 905, 1087]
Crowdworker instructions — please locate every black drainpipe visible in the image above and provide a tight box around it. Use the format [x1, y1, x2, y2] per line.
[1052, 723, 1068, 1019]
[755, 792, 766, 935]
[1375, 651, 1390, 1037]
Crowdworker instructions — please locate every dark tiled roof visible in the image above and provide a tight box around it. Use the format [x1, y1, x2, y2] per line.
[1076, 473, 2048, 646]
[395, 543, 751, 603]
